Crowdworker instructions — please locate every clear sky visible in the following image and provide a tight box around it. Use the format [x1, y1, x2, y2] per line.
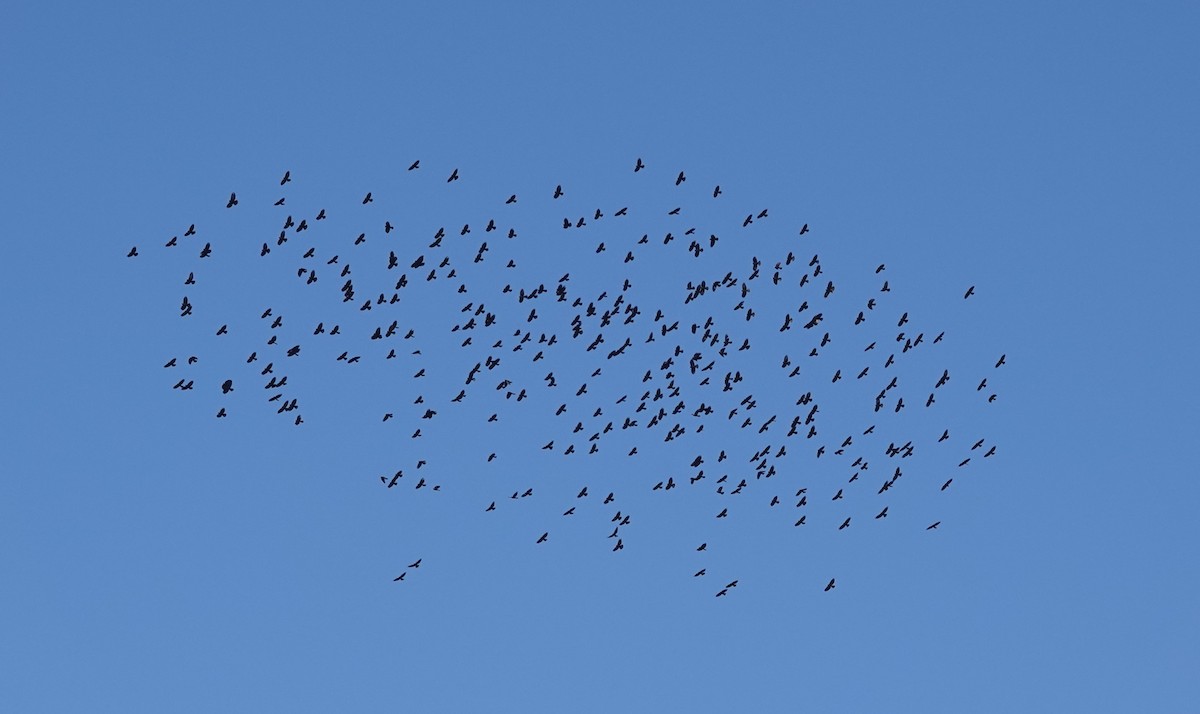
[2, 2, 1198, 712]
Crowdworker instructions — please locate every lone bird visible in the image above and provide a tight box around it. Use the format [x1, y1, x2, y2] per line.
[824, 578, 836, 592]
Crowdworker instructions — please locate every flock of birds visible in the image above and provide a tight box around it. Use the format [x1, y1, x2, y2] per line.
[129, 158, 1006, 596]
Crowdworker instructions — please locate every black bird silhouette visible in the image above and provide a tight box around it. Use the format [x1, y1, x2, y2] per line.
[824, 578, 836, 592]
[126, 246, 138, 257]
[553, 184, 563, 199]
[226, 192, 238, 208]
[634, 157, 644, 172]
[280, 171, 291, 185]
[362, 192, 373, 204]
[408, 160, 420, 170]
[536, 532, 548, 544]
[995, 354, 1006, 368]
[675, 171, 686, 185]
[927, 522, 941, 530]
[964, 285, 975, 299]
[221, 379, 233, 394]
[447, 168, 458, 182]
[408, 559, 422, 569]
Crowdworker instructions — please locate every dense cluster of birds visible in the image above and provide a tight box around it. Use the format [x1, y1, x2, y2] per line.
[129, 159, 1006, 596]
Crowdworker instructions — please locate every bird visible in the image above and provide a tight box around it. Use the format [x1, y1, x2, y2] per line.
[126, 246, 138, 257]
[634, 157, 645, 172]
[408, 160, 420, 170]
[447, 168, 459, 182]
[964, 285, 975, 299]
[536, 532, 548, 544]
[408, 559, 422, 569]
[927, 522, 941, 530]
[280, 171, 291, 185]
[553, 184, 563, 199]
[675, 171, 686, 185]
[824, 578, 836, 592]
[226, 192, 238, 208]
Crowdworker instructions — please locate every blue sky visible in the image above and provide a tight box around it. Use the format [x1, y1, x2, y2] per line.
[2, 2, 1197, 711]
